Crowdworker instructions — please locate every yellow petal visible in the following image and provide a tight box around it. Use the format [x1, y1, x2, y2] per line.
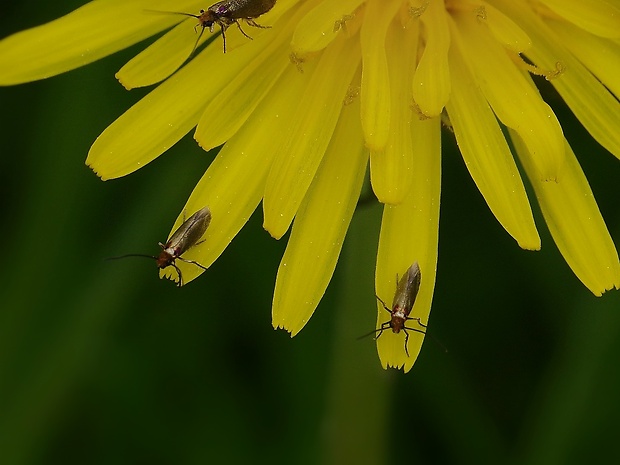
[0, 0, 204, 85]
[359, 0, 401, 151]
[537, 0, 620, 39]
[512, 131, 620, 295]
[263, 33, 361, 239]
[116, 18, 210, 90]
[217, 0, 300, 53]
[291, 0, 365, 56]
[547, 18, 620, 99]
[161, 64, 312, 285]
[476, 1, 532, 53]
[272, 99, 368, 335]
[370, 19, 417, 204]
[446, 27, 540, 250]
[376, 117, 441, 373]
[496, 0, 620, 162]
[451, 10, 565, 181]
[194, 2, 309, 152]
[412, 0, 451, 117]
[87, 37, 268, 180]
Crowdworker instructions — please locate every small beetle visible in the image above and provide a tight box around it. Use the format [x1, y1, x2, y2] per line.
[370, 262, 427, 356]
[173, 0, 277, 53]
[108, 206, 212, 287]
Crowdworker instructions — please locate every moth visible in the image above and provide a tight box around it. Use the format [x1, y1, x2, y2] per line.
[108, 206, 211, 287]
[367, 262, 427, 356]
[175, 0, 277, 52]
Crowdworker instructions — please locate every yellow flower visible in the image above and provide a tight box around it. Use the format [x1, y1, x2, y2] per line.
[2, 0, 620, 372]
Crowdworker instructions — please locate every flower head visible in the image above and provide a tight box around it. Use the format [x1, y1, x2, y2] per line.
[2, 0, 620, 372]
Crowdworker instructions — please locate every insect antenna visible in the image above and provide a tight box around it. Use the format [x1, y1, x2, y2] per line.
[356, 327, 384, 341]
[144, 9, 202, 20]
[402, 321, 448, 354]
[105, 253, 158, 261]
[143, 9, 208, 58]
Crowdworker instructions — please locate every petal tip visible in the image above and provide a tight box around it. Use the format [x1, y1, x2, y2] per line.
[85, 160, 108, 181]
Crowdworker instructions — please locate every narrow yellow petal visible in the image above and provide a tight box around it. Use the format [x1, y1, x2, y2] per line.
[194, 3, 309, 152]
[376, 118, 441, 373]
[537, 0, 620, 39]
[87, 38, 267, 180]
[446, 32, 540, 250]
[359, 0, 401, 151]
[495, 0, 620, 162]
[548, 19, 620, 99]
[451, 11, 565, 181]
[477, 1, 532, 53]
[412, 0, 451, 117]
[512, 131, 620, 295]
[370, 20, 417, 204]
[161, 65, 312, 285]
[291, 0, 365, 55]
[141, 0, 299, 88]
[0, 0, 204, 85]
[272, 99, 368, 335]
[263, 34, 361, 239]
[116, 18, 209, 90]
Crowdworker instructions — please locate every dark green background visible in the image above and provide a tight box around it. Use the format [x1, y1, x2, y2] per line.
[2, 2, 620, 464]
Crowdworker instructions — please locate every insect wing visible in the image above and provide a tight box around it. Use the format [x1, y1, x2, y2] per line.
[166, 206, 212, 253]
[221, 0, 277, 19]
[208, 1, 229, 16]
[392, 262, 421, 317]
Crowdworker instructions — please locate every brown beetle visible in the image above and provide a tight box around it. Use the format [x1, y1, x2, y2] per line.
[108, 206, 211, 287]
[175, 0, 277, 52]
[366, 262, 427, 356]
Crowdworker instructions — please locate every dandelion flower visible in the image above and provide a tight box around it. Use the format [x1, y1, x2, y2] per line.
[2, 0, 620, 372]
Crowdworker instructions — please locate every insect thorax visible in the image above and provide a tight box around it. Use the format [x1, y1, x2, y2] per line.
[156, 250, 175, 269]
[390, 304, 410, 333]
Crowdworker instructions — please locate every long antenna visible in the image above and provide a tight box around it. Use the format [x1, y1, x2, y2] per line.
[144, 9, 211, 58]
[105, 253, 157, 261]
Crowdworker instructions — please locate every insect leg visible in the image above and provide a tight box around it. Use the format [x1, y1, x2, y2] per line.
[220, 25, 228, 53]
[373, 321, 392, 341]
[245, 19, 271, 29]
[402, 325, 426, 336]
[406, 316, 427, 328]
[177, 257, 208, 271]
[375, 295, 391, 314]
[403, 329, 410, 357]
[235, 21, 254, 40]
[171, 262, 184, 287]
[402, 324, 428, 357]
[189, 26, 206, 60]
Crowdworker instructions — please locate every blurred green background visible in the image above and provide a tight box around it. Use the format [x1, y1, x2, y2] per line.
[2, 2, 620, 464]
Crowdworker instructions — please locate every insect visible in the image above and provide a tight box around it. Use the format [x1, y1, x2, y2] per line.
[108, 206, 212, 287]
[172, 0, 277, 53]
[366, 262, 427, 357]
